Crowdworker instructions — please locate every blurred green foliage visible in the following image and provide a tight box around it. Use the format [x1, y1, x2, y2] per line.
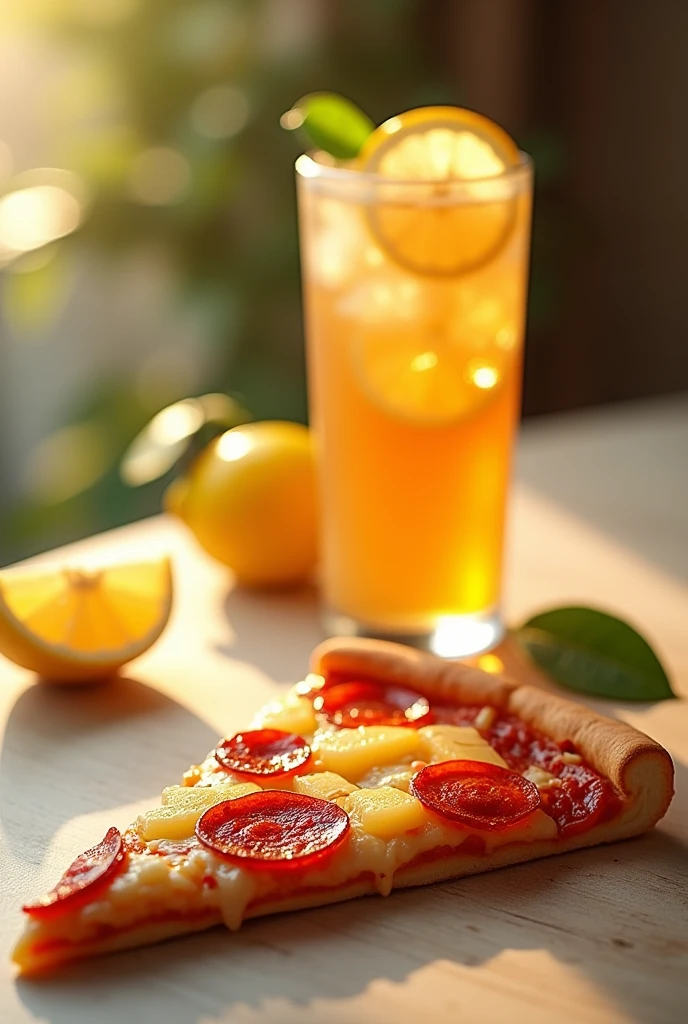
[0, 0, 560, 566]
[2, 0, 457, 564]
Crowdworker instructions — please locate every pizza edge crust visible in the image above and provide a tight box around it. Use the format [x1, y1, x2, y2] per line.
[14, 883, 375, 975]
[311, 637, 675, 837]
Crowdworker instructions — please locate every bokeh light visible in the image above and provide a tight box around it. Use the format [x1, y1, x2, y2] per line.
[469, 363, 500, 390]
[217, 430, 252, 462]
[478, 653, 505, 675]
[496, 326, 516, 350]
[0, 185, 81, 254]
[24, 423, 110, 504]
[70, 0, 140, 26]
[128, 147, 192, 205]
[411, 351, 438, 373]
[191, 85, 249, 140]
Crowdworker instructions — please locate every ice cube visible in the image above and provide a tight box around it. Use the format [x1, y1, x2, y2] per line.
[307, 199, 368, 289]
[338, 270, 424, 324]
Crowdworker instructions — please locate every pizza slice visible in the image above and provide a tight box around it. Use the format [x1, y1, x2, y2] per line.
[13, 637, 674, 975]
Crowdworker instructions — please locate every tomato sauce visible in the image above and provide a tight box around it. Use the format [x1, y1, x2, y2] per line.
[432, 705, 619, 837]
[318, 676, 620, 838]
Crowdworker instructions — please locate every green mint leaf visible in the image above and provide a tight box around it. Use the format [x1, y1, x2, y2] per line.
[281, 93, 374, 160]
[515, 606, 675, 701]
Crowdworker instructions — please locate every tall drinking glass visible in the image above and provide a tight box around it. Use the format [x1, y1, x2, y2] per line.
[297, 151, 533, 657]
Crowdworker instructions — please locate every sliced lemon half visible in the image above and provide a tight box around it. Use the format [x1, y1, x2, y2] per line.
[0, 556, 173, 682]
[358, 106, 521, 277]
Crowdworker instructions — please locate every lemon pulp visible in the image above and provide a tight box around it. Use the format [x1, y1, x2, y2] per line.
[0, 557, 172, 681]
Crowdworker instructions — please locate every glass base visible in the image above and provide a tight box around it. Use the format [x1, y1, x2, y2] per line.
[323, 607, 504, 660]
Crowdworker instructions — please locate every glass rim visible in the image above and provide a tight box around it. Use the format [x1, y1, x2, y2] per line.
[295, 150, 533, 188]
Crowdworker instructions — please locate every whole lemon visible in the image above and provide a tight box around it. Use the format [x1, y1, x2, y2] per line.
[165, 421, 318, 588]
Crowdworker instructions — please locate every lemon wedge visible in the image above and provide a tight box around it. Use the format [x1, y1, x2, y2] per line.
[358, 106, 520, 277]
[0, 557, 173, 682]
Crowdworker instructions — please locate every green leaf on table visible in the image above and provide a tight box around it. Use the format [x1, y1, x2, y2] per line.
[280, 93, 374, 160]
[515, 606, 675, 701]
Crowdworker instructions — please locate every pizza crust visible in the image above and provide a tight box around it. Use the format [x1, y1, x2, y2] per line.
[311, 637, 675, 838]
[13, 913, 221, 975]
[16, 883, 381, 975]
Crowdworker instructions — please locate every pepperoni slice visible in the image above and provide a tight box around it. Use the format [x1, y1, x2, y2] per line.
[195, 790, 350, 869]
[410, 760, 541, 831]
[313, 680, 432, 728]
[22, 827, 126, 919]
[545, 763, 609, 838]
[215, 729, 312, 779]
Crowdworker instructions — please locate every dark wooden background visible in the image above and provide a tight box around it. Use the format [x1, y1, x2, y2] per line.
[430, 0, 688, 416]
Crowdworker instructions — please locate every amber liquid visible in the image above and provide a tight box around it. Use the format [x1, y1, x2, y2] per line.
[299, 170, 532, 636]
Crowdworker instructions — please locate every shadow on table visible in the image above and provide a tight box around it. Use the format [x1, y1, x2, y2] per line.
[217, 583, 325, 684]
[15, 819, 687, 1024]
[0, 676, 218, 860]
[517, 399, 688, 587]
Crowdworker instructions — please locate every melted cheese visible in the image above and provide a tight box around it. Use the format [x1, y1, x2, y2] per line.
[25, 686, 564, 950]
[33, 803, 556, 949]
[214, 862, 257, 931]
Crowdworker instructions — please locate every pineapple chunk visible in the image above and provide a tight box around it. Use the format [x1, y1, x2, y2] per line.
[314, 726, 420, 782]
[138, 782, 260, 842]
[251, 694, 317, 736]
[418, 725, 507, 768]
[346, 786, 427, 839]
[293, 771, 359, 801]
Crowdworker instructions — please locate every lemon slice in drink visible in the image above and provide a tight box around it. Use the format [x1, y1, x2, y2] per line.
[0, 557, 172, 682]
[352, 317, 514, 427]
[358, 106, 520, 277]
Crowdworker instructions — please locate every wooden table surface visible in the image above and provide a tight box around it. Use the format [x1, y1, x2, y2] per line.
[1, 397, 687, 1024]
